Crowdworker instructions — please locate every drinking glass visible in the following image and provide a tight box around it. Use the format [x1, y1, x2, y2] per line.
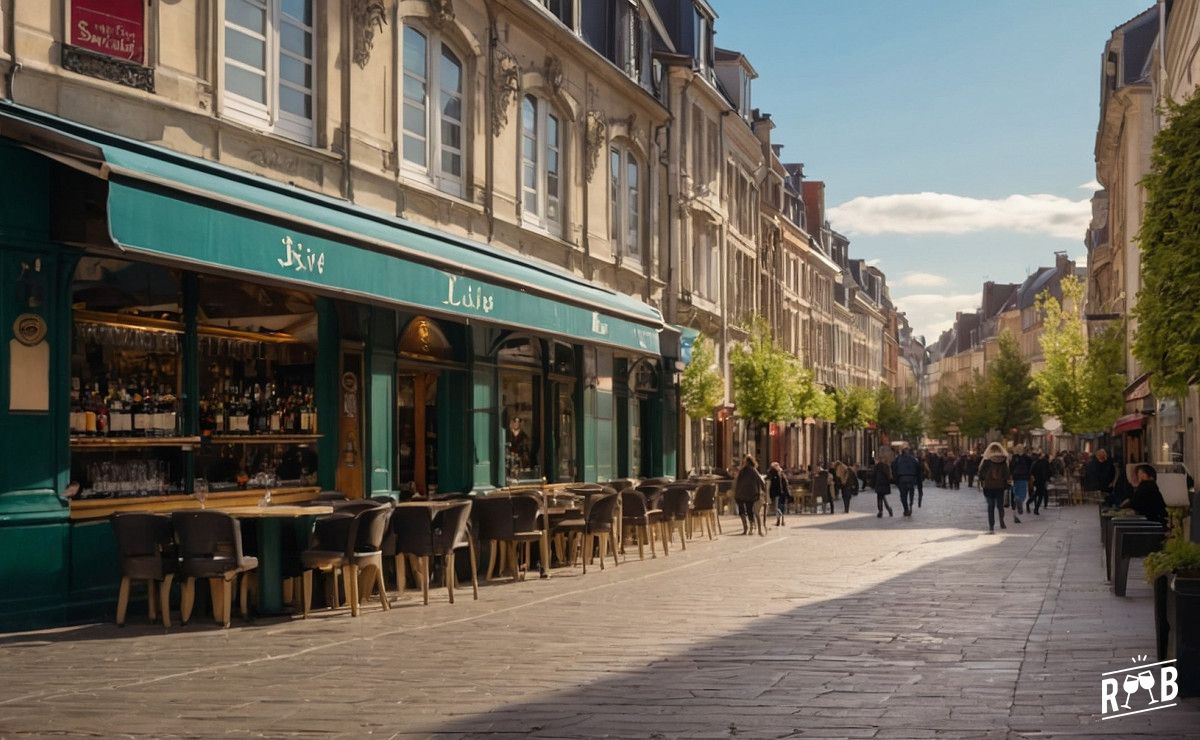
[1138, 669, 1158, 704]
[194, 478, 209, 509]
[1122, 673, 1140, 709]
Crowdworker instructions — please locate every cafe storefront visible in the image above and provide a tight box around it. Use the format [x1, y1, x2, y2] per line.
[0, 104, 674, 630]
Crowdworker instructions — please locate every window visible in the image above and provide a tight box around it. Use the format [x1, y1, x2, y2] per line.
[693, 9, 710, 73]
[610, 144, 641, 260]
[691, 217, 718, 301]
[521, 96, 563, 233]
[402, 24, 465, 196]
[616, 0, 642, 81]
[223, 0, 314, 143]
[537, 0, 576, 29]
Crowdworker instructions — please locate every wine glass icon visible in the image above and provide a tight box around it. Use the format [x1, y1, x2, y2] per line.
[1121, 673, 1140, 709]
[1138, 669, 1158, 704]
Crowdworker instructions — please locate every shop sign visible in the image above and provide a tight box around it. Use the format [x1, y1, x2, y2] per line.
[70, 0, 144, 62]
[276, 235, 325, 275]
[441, 274, 495, 314]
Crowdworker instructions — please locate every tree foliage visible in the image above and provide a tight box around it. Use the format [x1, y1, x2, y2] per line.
[1082, 322, 1126, 432]
[833, 385, 878, 431]
[730, 318, 796, 423]
[1134, 90, 1200, 397]
[926, 385, 960, 438]
[875, 386, 923, 441]
[957, 371, 994, 439]
[988, 331, 1040, 435]
[680, 334, 723, 421]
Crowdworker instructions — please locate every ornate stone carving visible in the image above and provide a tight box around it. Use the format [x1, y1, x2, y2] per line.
[543, 54, 564, 96]
[584, 111, 607, 182]
[61, 45, 154, 92]
[427, 0, 455, 28]
[352, 0, 388, 69]
[491, 48, 519, 135]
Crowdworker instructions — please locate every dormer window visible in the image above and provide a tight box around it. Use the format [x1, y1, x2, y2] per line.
[693, 8, 710, 74]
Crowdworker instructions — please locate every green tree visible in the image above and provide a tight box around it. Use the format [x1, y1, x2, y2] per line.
[833, 385, 878, 430]
[957, 371, 993, 440]
[988, 331, 1040, 436]
[1134, 90, 1200, 397]
[786, 359, 827, 421]
[730, 318, 794, 424]
[876, 386, 923, 442]
[679, 334, 723, 421]
[1080, 322, 1125, 432]
[1033, 275, 1088, 432]
[926, 385, 961, 439]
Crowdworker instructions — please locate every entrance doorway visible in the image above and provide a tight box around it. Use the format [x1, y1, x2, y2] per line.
[397, 371, 438, 495]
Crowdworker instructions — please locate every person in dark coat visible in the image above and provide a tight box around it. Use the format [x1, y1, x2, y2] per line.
[930, 452, 944, 488]
[734, 455, 767, 535]
[977, 442, 1011, 533]
[964, 451, 981, 489]
[1122, 464, 1168, 525]
[891, 446, 920, 516]
[947, 453, 963, 490]
[766, 462, 791, 527]
[1030, 451, 1051, 514]
[1085, 448, 1118, 505]
[872, 450, 895, 518]
[833, 459, 857, 513]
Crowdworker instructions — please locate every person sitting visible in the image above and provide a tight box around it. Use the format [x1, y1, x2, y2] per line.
[1121, 464, 1168, 525]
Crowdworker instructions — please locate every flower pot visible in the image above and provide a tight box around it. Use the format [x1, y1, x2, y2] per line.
[1168, 574, 1200, 697]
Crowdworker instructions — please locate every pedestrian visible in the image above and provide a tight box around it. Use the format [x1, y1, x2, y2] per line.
[964, 450, 980, 489]
[1085, 448, 1118, 506]
[1009, 444, 1031, 523]
[1121, 464, 1168, 525]
[891, 445, 920, 516]
[1030, 450, 1051, 514]
[916, 450, 928, 505]
[948, 452, 963, 490]
[734, 454, 767, 535]
[872, 449, 895, 518]
[977, 442, 1011, 533]
[930, 452, 944, 488]
[766, 461, 791, 527]
[833, 459, 857, 513]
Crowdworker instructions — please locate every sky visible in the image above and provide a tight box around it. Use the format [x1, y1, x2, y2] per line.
[708, 0, 1152, 342]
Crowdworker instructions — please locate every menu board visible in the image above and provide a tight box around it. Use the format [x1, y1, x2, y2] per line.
[70, 0, 145, 63]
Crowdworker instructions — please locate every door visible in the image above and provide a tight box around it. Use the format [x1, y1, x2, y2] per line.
[397, 371, 439, 495]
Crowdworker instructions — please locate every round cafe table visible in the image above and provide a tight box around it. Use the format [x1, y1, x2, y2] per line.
[220, 505, 333, 616]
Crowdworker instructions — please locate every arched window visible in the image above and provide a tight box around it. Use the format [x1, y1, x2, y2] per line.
[401, 24, 465, 197]
[521, 95, 563, 234]
[610, 143, 641, 261]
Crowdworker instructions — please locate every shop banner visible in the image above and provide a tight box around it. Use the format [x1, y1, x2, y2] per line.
[70, 0, 144, 62]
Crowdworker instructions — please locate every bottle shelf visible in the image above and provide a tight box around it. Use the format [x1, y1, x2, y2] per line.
[70, 436, 202, 450]
[206, 434, 322, 445]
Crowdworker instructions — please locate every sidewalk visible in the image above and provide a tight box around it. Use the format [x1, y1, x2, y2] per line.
[0, 488, 1197, 737]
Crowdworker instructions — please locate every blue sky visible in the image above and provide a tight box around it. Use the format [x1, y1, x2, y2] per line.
[709, 0, 1152, 341]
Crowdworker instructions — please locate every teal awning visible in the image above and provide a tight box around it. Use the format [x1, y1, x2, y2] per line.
[0, 104, 661, 354]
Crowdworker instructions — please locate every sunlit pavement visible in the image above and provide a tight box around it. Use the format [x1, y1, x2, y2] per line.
[2, 488, 1198, 738]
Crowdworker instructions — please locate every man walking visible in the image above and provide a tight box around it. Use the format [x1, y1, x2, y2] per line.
[965, 450, 980, 489]
[892, 445, 921, 516]
[1030, 450, 1051, 514]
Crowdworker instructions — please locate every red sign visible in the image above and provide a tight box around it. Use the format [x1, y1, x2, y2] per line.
[70, 0, 144, 63]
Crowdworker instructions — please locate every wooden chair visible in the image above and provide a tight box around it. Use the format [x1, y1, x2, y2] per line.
[557, 492, 621, 573]
[431, 502, 479, 604]
[689, 483, 719, 540]
[474, 494, 545, 581]
[659, 488, 691, 551]
[620, 488, 664, 559]
[171, 511, 258, 628]
[299, 504, 392, 617]
[111, 513, 177, 627]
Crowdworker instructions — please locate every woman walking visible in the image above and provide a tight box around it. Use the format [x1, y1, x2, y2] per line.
[734, 455, 767, 535]
[977, 442, 1011, 533]
[766, 462, 791, 526]
[872, 450, 895, 518]
[833, 459, 857, 513]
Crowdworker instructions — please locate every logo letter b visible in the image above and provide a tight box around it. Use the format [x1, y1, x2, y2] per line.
[1160, 666, 1178, 702]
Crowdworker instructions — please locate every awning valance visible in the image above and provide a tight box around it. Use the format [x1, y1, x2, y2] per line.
[0, 104, 662, 354]
[1112, 413, 1147, 435]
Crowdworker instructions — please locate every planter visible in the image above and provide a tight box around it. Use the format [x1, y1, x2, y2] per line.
[1168, 574, 1200, 697]
[1155, 574, 1170, 661]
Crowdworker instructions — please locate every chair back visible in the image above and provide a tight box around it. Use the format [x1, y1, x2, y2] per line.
[620, 489, 648, 520]
[171, 511, 243, 561]
[349, 504, 392, 555]
[316, 490, 347, 502]
[607, 479, 636, 493]
[473, 496, 516, 540]
[391, 506, 435, 556]
[692, 483, 717, 512]
[511, 493, 543, 533]
[661, 489, 691, 521]
[112, 513, 173, 559]
[586, 492, 620, 531]
[811, 473, 829, 498]
[332, 499, 384, 514]
[566, 483, 605, 494]
[433, 501, 474, 551]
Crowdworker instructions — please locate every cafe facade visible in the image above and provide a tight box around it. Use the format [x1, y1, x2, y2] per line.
[0, 105, 678, 630]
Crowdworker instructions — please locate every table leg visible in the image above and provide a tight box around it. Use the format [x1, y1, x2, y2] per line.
[256, 517, 284, 616]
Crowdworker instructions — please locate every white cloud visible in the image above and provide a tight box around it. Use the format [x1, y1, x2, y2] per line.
[1075, 253, 1088, 268]
[828, 191, 1091, 240]
[894, 292, 979, 341]
[1079, 179, 1102, 191]
[866, 257, 883, 267]
[898, 272, 948, 288]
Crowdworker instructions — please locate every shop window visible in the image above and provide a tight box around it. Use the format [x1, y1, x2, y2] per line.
[610, 143, 641, 261]
[498, 337, 543, 483]
[401, 24, 466, 197]
[194, 275, 319, 492]
[521, 95, 563, 235]
[69, 258, 186, 499]
[223, 0, 314, 144]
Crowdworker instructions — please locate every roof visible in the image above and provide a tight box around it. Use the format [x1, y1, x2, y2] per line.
[714, 47, 759, 78]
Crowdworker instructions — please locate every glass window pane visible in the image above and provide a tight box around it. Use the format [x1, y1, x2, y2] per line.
[627, 155, 638, 188]
[278, 84, 311, 118]
[403, 27, 427, 76]
[441, 120, 461, 150]
[224, 63, 266, 103]
[547, 150, 558, 175]
[403, 135, 427, 166]
[280, 54, 311, 88]
[523, 97, 536, 132]
[281, 0, 311, 25]
[523, 163, 536, 191]
[403, 102, 427, 137]
[403, 75, 426, 103]
[442, 151, 462, 177]
[226, 0, 265, 32]
[547, 194, 559, 222]
[442, 95, 462, 122]
[523, 134, 536, 162]
[440, 46, 462, 93]
[547, 114, 559, 147]
[280, 23, 311, 59]
[225, 28, 265, 70]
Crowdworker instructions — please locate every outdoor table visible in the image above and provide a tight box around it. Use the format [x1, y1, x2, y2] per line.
[221, 504, 333, 616]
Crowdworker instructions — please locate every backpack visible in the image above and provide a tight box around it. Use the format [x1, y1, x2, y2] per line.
[981, 460, 1008, 490]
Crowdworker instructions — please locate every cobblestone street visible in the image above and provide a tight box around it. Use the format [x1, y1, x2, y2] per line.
[2, 489, 1197, 738]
